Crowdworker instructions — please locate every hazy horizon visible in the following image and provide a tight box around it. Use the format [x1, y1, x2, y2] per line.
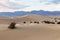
[0, 0, 60, 16]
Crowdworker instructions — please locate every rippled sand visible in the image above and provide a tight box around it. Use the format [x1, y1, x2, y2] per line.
[0, 24, 60, 40]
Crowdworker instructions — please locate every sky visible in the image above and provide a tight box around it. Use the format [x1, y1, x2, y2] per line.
[0, 0, 60, 12]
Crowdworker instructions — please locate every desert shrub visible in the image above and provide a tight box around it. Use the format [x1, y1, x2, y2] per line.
[8, 22, 16, 29]
[42, 21, 55, 24]
[57, 22, 60, 24]
[37, 22, 39, 24]
[50, 22, 55, 24]
[23, 22, 26, 24]
[42, 21, 50, 24]
[30, 21, 32, 23]
[34, 21, 37, 23]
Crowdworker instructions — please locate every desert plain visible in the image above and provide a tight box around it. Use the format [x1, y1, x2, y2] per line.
[0, 14, 60, 40]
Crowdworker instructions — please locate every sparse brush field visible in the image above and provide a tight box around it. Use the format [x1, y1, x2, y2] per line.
[0, 14, 60, 40]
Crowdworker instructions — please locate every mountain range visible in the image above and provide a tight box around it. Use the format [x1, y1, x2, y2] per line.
[0, 10, 60, 16]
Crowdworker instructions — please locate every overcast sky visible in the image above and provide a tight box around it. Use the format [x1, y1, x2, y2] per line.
[0, 0, 60, 12]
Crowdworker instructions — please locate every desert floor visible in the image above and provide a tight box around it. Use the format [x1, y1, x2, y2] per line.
[0, 24, 60, 40]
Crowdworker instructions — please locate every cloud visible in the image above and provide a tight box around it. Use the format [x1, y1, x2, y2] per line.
[6, 2, 28, 9]
[40, 0, 60, 4]
[0, 0, 60, 12]
[0, 0, 28, 9]
[51, 0, 60, 4]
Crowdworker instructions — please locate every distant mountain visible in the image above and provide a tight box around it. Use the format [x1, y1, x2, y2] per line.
[0, 10, 60, 16]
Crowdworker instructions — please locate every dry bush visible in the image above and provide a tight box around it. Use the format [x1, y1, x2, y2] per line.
[50, 22, 55, 24]
[42, 21, 55, 24]
[34, 21, 37, 23]
[34, 21, 39, 24]
[42, 21, 50, 24]
[30, 22, 32, 23]
[37, 22, 39, 24]
[23, 22, 26, 24]
[8, 22, 16, 29]
[57, 22, 60, 24]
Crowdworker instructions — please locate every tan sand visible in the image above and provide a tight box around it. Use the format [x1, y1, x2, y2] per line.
[0, 14, 60, 40]
[0, 24, 60, 40]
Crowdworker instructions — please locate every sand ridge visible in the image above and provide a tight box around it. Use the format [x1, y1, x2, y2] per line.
[0, 14, 60, 40]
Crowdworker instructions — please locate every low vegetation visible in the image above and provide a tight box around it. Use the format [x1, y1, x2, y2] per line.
[42, 21, 55, 24]
[36, 22, 39, 24]
[23, 22, 26, 24]
[49, 21, 55, 24]
[30, 21, 32, 23]
[57, 22, 60, 24]
[33, 21, 39, 24]
[8, 22, 16, 29]
[34, 21, 37, 23]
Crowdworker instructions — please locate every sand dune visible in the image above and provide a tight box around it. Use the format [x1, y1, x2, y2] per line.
[0, 24, 60, 40]
[0, 14, 59, 24]
[0, 14, 60, 40]
[12, 14, 56, 23]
